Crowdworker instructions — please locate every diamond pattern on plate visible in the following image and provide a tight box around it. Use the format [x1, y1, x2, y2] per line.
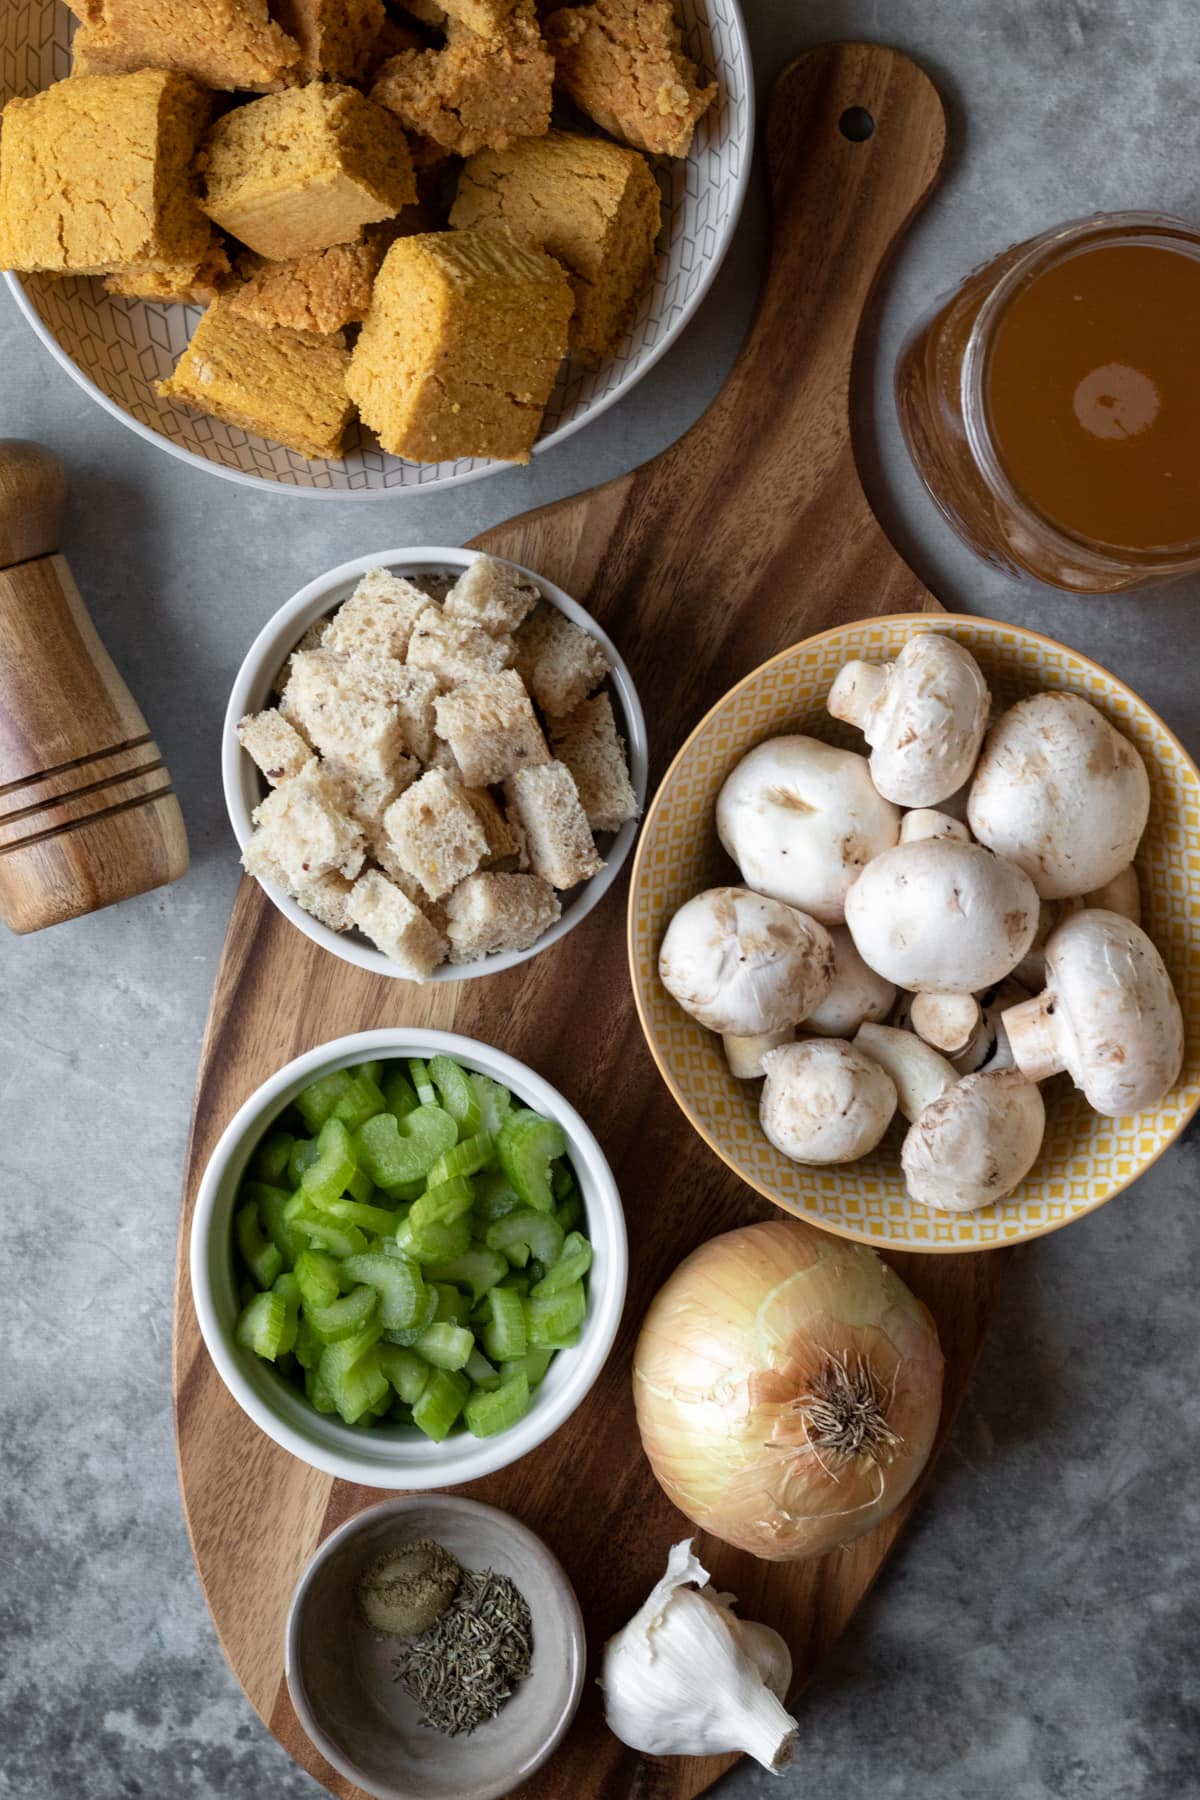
[1, 0, 752, 495]
[628, 615, 1200, 1252]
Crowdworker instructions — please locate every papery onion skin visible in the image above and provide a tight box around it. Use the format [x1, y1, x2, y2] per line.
[633, 1218, 944, 1561]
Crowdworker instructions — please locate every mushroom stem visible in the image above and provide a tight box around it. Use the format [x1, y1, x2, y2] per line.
[899, 810, 970, 845]
[911, 992, 982, 1055]
[827, 661, 888, 726]
[724, 1029, 793, 1080]
[1002, 993, 1066, 1084]
[854, 1023, 958, 1121]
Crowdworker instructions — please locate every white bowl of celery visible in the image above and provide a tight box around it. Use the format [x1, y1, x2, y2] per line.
[190, 1030, 628, 1488]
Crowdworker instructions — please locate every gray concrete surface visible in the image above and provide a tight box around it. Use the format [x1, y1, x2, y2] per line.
[2, 2, 1198, 1797]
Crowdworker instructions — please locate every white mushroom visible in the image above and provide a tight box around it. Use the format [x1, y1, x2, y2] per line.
[911, 992, 981, 1056]
[659, 888, 835, 1037]
[716, 737, 900, 925]
[844, 838, 1039, 993]
[1012, 896, 1082, 991]
[855, 1023, 1044, 1211]
[802, 927, 896, 1038]
[899, 809, 971, 845]
[1003, 909, 1184, 1116]
[827, 634, 990, 807]
[967, 692, 1150, 900]
[723, 1028, 794, 1080]
[1083, 863, 1141, 924]
[759, 1040, 896, 1164]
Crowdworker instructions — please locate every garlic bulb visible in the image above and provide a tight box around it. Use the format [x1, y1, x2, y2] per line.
[600, 1539, 797, 1771]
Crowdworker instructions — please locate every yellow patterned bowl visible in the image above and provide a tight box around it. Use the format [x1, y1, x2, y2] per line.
[627, 613, 1200, 1252]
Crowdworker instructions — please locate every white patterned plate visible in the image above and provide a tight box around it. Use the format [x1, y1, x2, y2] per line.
[0, 0, 753, 494]
[628, 614, 1200, 1252]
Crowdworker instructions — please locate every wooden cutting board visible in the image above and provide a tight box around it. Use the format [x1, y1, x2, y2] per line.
[174, 42, 1005, 1800]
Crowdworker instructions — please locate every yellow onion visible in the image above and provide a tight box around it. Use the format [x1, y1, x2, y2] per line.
[633, 1218, 944, 1561]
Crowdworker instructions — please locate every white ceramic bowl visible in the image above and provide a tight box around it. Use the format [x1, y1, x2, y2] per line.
[190, 1028, 629, 1488]
[223, 546, 648, 981]
[0, 0, 753, 495]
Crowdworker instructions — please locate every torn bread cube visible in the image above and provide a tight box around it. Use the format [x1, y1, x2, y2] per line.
[237, 708, 315, 785]
[273, 615, 329, 696]
[407, 607, 513, 688]
[462, 788, 524, 866]
[243, 834, 356, 930]
[433, 669, 549, 787]
[506, 761, 604, 889]
[444, 871, 561, 962]
[247, 763, 366, 883]
[322, 568, 432, 661]
[444, 556, 540, 637]
[325, 756, 421, 836]
[513, 604, 609, 716]
[346, 868, 448, 978]
[285, 648, 436, 770]
[381, 768, 489, 899]
[549, 693, 637, 833]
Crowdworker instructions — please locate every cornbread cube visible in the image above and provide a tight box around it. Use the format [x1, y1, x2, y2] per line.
[248, 763, 366, 883]
[228, 238, 386, 336]
[370, 0, 552, 155]
[346, 869, 448, 978]
[433, 670, 549, 787]
[462, 788, 523, 865]
[199, 85, 417, 262]
[444, 556, 540, 637]
[444, 871, 560, 963]
[544, 0, 716, 157]
[0, 71, 213, 276]
[105, 238, 231, 305]
[156, 300, 353, 462]
[364, 13, 427, 83]
[513, 604, 609, 716]
[285, 648, 437, 770]
[451, 130, 660, 364]
[400, 0, 448, 25]
[549, 693, 638, 832]
[237, 708, 315, 785]
[381, 769, 488, 900]
[273, 0, 386, 81]
[407, 607, 514, 688]
[506, 760, 604, 889]
[322, 569, 432, 660]
[66, 0, 300, 91]
[347, 230, 573, 464]
[440, 0, 518, 35]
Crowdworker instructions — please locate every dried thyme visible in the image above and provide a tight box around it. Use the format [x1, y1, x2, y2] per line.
[393, 1566, 533, 1736]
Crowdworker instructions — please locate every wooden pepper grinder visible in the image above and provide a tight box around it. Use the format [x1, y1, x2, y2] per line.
[0, 440, 189, 933]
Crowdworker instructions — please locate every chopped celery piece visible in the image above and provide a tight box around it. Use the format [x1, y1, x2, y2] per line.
[251, 1130, 295, 1188]
[465, 1347, 501, 1390]
[409, 1176, 475, 1231]
[236, 1289, 288, 1359]
[499, 1347, 554, 1388]
[408, 1057, 436, 1106]
[416, 1321, 474, 1370]
[270, 1272, 301, 1355]
[319, 1330, 387, 1424]
[429, 1055, 482, 1137]
[532, 1232, 593, 1296]
[236, 1200, 283, 1290]
[378, 1342, 429, 1404]
[426, 1245, 507, 1301]
[498, 1109, 566, 1212]
[526, 1281, 586, 1347]
[395, 1211, 472, 1265]
[383, 1069, 419, 1119]
[412, 1368, 469, 1440]
[482, 1286, 527, 1362]
[353, 1106, 457, 1194]
[246, 1182, 305, 1269]
[485, 1208, 564, 1269]
[326, 1197, 400, 1234]
[299, 1117, 359, 1209]
[381, 1286, 438, 1345]
[552, 1162, 575, 1201]
[361, 1059, 384, 1085]
[341, 1252, 428, 1331]
[470, 1073, 513, 1141]
[432, 1282, 469, 1325]
[288, 1136, 320, 1188]
[288, 1213, 368, 1259]
[295, 1069, 353, 1133]
[464, 1372, 530, 1438]
[470, 1170, 522, 1221]
[329, 1072, 387, 1132]
[554, 1190, 583, 1235]
[294, 1314, 322, 1371]
[346, 1165, 374, 1204]
[306, 1361, 337, 1413]
[426, 1133, 494, 1187]
[307, 1283, 378, 1344]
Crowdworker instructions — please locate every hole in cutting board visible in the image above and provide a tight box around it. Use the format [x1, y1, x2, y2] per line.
[839, 106, 875, 141]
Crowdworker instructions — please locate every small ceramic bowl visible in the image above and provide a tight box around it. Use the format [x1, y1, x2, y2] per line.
[223, 546, 648, 981]
[286, 1495, 586, 1800]
[628, 613, 1200, 1253]
[190, 1027, 628, 1486]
